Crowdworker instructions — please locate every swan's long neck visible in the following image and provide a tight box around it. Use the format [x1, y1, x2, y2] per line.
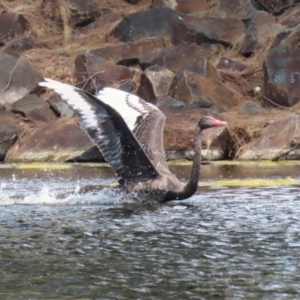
[182, 126, 202, 197]
[162, 126, 202, 202]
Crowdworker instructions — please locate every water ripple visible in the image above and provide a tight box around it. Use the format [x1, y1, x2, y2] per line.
[0, 165, 300, 298]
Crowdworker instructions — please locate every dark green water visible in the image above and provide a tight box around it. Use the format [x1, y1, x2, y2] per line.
[0, 162, 300, 299]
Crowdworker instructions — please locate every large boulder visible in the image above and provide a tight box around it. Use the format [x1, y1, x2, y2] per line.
[163, 108, 233, 160]
[0, 11, 28, 46]
[0, 52, 43, 105]
[137, 65, 174, 103]
[12, 94, 56, 122]
[239, 115, 300, 160]
[90, 37, 168, 66]
[171, 15, 246, 47]
[0, 111, 22, 161]
[74, 54, 134, 93]
[169, 59, 239, 110]
[241, 11, 283, 54]
[139, 43, 221, 72]
[212, 0, 256, 21]
[264, 24, 300, 107]
[5, 118, 104, 163]
[112, 8, 179, 42]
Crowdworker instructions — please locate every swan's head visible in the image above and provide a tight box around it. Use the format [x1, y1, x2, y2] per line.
[198, 116, 227, 131]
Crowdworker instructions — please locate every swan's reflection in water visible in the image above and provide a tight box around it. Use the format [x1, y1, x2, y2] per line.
[0, 162, 300, 299]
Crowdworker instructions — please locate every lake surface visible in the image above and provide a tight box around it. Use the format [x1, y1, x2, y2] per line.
[1, 162, 300, 299]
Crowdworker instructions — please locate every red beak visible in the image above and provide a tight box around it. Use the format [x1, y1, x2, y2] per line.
[212, 118, 227, 127]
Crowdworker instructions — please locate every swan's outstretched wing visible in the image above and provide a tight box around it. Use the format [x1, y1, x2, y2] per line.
[39, 78, 158, 182]
[95, 87, 168, 168]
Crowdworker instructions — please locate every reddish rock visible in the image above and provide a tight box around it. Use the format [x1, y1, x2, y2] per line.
[139, 43, 221, 72]
[78, 11, 122, 35]
[74, 54, 135, 93]
[5, 118, 104, 163]
[0, 12, 28, 46]
[239, 115, 300, 160]
[212, 0, 256, 20]
[169, 59, 239, 111]
[163, 109, 232, 160]
[152, 0, 206, 14]
[112, 8, 179, 42]
[252, 0, 299, 15]
[0, 111, 22, 161]
[216, 57, 247, 72]
[0, 52, 43, 105]
[12, 94, 56, 122]
[137, 65, 174, 103]
[171, 15, 246, 47]
[241, 11, 283, 54]
[90, 37, 168, 65]
[41, 0, 103, 27]
[264, 25, 300, 107]
[278, 4, 300, 27]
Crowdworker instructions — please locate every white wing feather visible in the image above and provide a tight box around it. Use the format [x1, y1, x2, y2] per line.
[95, 87, 158, 132]
[39, 78, 98, 130]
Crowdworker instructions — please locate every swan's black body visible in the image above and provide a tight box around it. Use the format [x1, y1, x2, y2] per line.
[39, 78, 227, 202]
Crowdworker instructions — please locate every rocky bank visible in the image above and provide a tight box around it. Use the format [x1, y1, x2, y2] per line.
[1, 0, 300, 163]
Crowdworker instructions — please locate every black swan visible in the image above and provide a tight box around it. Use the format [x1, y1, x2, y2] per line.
[39, 78, 227, 202]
